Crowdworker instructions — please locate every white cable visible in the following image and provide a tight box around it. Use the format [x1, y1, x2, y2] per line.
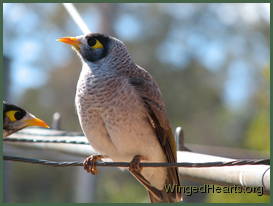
[62, 3, 90, 34]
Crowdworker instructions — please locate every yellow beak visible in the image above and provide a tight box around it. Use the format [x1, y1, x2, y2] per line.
[57, 37, 81, 50]
[25, 117, 50, 128]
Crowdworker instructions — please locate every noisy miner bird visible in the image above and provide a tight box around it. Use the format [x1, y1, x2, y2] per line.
[58, 33, 182, 203]
[3, 102, 49, 137]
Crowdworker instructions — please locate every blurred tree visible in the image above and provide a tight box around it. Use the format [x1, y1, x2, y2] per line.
[245, 66, 269, 153]
[206, 66, 270, 203]
[20, 59, 82, 131]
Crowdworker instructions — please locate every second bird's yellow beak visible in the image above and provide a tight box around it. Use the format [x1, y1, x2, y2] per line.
[57, 37, 81, 50]
[25, 117, 50, 128]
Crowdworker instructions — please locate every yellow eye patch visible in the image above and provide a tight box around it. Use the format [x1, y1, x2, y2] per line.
[87, 38, 104, 49]
[6, 110, 18, 122]
[91, 39, 103, 49]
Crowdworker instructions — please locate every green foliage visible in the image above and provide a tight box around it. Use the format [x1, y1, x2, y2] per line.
[206, 186, 270, 203]
[207, 67, 270, 203]
[244, 67, 270, 153]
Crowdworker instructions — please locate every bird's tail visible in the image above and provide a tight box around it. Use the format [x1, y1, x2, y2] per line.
[148, 188, 182, 203]
[148, 191, 160, 203]
[148, 168, 182, 203]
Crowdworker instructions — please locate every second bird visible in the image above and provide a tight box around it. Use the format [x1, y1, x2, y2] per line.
[58, 33, 182, 203]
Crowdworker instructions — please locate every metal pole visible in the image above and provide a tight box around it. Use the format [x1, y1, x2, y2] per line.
[178, 151, 270, 194]
[4, 128, 270, 193]
[62, 3, 90, 34]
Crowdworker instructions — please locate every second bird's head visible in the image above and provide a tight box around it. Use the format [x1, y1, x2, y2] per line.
[57, 33, 130, 65]
[3, 102, 49, 137]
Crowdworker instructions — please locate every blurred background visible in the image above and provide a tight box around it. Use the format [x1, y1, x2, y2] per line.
[3, 3, 269, 203]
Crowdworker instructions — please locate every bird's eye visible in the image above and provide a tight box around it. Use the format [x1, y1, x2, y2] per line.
[6, 110, 24, 122]
[87, 38, 103, 49]
[14, 111, 25, 120]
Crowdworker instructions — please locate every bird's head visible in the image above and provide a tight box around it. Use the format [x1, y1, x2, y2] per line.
[3, 102, 49, 137]
[57, 33, 131, 66]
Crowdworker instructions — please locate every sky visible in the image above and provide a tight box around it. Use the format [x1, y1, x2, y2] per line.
[3, 3, 270, 110]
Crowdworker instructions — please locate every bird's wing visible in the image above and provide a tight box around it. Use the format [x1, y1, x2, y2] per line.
[125, 65, 182, 201]
[127, 66, 177, 162]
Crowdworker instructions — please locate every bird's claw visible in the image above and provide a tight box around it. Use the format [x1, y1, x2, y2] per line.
[128, 155, 163, 201]
[83, 154, 104, 175]
[129, 155, 144, 173]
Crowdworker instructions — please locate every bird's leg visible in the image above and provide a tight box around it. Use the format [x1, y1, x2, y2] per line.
[83, 154, 106, 175]
[129, 155, 163, 201]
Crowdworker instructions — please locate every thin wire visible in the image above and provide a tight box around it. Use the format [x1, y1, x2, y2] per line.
[3, 155, 270, 168]
[62, 3, 90, 34]
[12, 130, 84, 136]
[4, 137, 89, 145]
[4, 137, 270, 166]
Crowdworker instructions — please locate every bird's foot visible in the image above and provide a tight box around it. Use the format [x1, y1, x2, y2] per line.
[83, 154, 105, 175]
[129, 155, 145, 173]
[129, 156, 163, 201]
